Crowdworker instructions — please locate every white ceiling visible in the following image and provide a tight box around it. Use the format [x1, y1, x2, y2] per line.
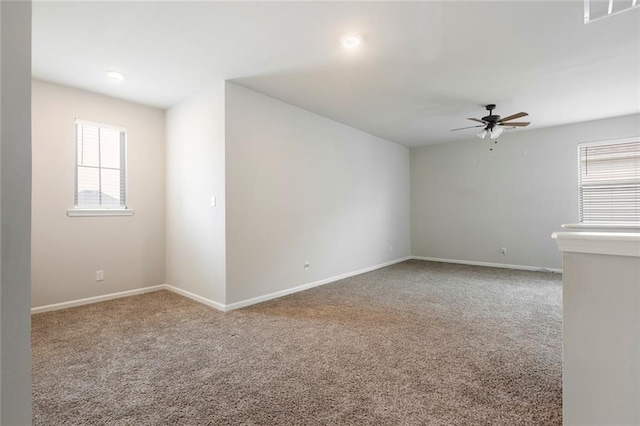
[32, 1, 640, 147]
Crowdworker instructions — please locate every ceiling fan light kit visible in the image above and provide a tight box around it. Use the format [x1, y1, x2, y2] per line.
[489, 126, 503, 139]
[451, 104, 531, 142]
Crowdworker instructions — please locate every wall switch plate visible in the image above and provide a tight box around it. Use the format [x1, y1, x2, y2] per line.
[96, 270, 104, 281]
[211, 196, 216, 207]
[501, 247, 507, 255]
[304, 262, 310, 270]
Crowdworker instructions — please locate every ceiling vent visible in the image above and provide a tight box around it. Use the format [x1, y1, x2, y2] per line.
[584, 0, 639, 23]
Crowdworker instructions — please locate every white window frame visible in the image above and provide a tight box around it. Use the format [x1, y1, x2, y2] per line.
[67, 119, 134, 217]
[577, 136, 640, 226]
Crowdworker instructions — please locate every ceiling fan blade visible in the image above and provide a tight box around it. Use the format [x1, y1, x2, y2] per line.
[467, 118, 486, 124]
[499, 122, 530, 127]
[499, 112, 528, 122]
[451, 125, 485, 131]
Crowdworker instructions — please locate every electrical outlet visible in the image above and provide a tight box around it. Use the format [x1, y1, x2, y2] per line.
[501, 247, 507, 255]
[96, 270, 104, 281]
[304, 262, 310, 270]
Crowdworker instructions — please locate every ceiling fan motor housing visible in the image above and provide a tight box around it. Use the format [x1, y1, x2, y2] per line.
[482, 114, 501, 123]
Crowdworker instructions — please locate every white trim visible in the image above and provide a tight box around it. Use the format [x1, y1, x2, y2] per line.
[67, 208, 134, 217]
[164, 285, 226, 312]
[38, 256, 543, 315]
[29, 257, 412, 315]
[552, 231, 640, 257]
[411, 256, 562, 273]
[224, 256, 412, 311]
[74, 118, 127, 132]
[31, 285, 166, 314]
[577, 136, 640, 148]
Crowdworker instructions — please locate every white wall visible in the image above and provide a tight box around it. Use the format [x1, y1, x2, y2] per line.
[31, 80, 166, 308]
[554, 232, 640, 425]
[166, 82, 226, 304]
[411, 114, 640, 270]
[563, 251, 640, 425]
[1, 1, 32, 423]
[225, 82, 410, 304]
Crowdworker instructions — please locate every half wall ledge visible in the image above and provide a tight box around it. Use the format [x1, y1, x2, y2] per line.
[552, 230, 640, 257]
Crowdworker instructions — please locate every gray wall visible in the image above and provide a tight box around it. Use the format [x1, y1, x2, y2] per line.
[225, 82, 410, 304]
[31, 80, 166, 307]
[1, 1, 32, 423]
[165, 82, 226, 304]
[411, 114, 640, 270]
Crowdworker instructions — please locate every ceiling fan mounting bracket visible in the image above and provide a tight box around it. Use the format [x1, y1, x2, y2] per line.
[482, 105, 500, 123]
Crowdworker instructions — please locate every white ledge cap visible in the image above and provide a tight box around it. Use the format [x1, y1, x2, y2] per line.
[552, 231, 640, 257]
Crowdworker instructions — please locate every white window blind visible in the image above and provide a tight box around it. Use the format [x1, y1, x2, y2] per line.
[75, 120, 127, 209]
[579, 139, 640, 223]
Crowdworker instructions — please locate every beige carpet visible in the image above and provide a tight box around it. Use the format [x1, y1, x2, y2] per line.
[32, 260, 562, 425]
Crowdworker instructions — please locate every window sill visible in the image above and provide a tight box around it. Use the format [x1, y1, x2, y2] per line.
[562, 223, 640, 231]
[67, 208, 134, 217]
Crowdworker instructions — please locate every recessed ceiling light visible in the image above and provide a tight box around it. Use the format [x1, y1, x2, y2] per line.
[341, 35, 361, 49]
[106, 71, 125, 81]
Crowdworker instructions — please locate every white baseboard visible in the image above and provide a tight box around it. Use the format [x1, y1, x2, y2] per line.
[164, 284, 226, 312]
[224, 256, 412, 311]
[31, 285, 168, 314]
[411, 256, 562, 273]
[40, 255, 546, 315]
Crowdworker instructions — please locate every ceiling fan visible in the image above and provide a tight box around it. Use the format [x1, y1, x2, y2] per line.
[451, 104, 530, 139]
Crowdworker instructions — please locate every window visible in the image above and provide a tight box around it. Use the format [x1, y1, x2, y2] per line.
[71, 119, 131, 215]
[579, 138, 640, 223]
